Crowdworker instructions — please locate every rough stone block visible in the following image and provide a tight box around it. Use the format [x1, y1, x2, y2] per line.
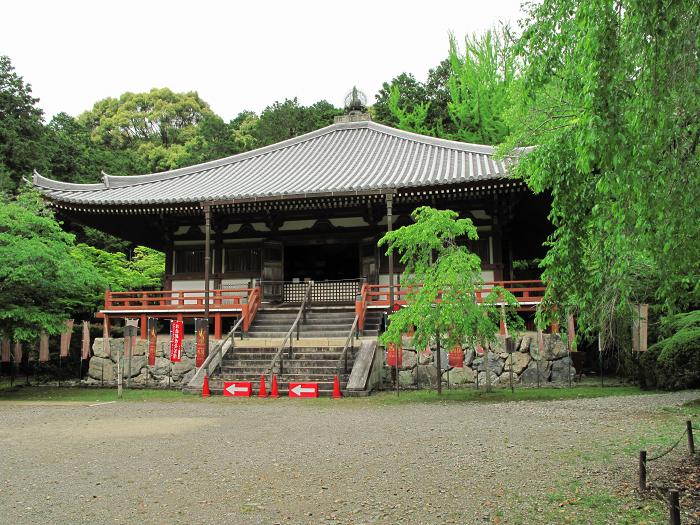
[87, 356, 115, 381]
[550, 356, 576, 383]
[447, 367, 476, 385]
[502, 352, 531, 375]
[519, 359, 551, 384]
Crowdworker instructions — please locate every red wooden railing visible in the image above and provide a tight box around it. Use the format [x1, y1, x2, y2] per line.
[104, 288, 255, 311]
[356, 280, 546, 331]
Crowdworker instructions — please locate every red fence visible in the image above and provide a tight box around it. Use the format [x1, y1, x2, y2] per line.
[356, 280, 546, 331]
[101, 287, 261, 340]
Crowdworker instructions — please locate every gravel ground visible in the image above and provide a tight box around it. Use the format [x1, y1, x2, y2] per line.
[0, 391, 697, 524]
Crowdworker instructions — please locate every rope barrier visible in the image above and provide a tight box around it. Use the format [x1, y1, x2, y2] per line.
[647, 429, 688, 461]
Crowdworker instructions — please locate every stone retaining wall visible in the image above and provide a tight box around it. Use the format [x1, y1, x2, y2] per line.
[85, 337, 219, 387]
[393, 332, 577, 389]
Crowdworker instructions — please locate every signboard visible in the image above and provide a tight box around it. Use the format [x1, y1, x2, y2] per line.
[223, 381, 252, 397]
[289, 383, 319, 398]
[147, 317, 158, 366]
[124, 319, 138, 357]
[386, 343, 402, 367]
[194, 318, 207, 368]
[169, 320, 183, 362]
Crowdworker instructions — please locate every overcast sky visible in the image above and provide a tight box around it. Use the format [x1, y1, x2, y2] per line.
[2, 0, 524, 122]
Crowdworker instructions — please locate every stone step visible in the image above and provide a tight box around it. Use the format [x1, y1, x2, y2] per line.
[247, 330, 352, 338]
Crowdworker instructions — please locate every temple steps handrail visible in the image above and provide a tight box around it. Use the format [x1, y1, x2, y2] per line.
[267, 280, 313, 382]
[187, 316, 245, 390]
[337, 315, 360, 375]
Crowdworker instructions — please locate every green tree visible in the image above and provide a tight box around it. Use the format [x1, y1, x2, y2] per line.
[78, 88, 215, 173]
[72, 244, 164, 291]
[253, 98, 342, 147]
[0, 55, 47, 192]
[378, 207, 522, 392]
[447, 27, 515, 144]
[0, 190, 105, 341]
[503, 0, 700, 348]
[373, 73, 427, 128]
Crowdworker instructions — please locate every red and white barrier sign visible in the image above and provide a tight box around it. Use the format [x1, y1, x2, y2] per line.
[223, 381, 252, 397]
[288, 382, 319, 398]
[170, 320, 183, 362]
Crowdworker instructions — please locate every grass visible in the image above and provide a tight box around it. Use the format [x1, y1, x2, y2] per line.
[0, 385, 660, 404]
[368, 384, 654, 405]
[517, 481, 667, 524]
[0, 382, 666, 407]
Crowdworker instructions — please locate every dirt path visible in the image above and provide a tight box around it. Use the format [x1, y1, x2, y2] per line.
[0, 391, 697, 524]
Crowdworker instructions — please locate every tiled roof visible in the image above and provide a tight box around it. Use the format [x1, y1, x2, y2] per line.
[33, 121, 526, 206]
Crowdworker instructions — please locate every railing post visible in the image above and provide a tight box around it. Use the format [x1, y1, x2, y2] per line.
[669, 489, 680, 525]
[688, 420, 695, 454]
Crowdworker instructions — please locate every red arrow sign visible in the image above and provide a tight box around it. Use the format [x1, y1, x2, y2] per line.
[289, 382, 319, 398]
[223, 382, 252, 397]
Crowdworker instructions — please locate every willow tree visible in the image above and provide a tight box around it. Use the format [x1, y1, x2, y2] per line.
[502, 0, 700, 351]
[378, 207, 521, 392]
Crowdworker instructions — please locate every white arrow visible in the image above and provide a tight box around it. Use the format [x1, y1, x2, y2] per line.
[291, 384, 316, 396]
[225, 384, 249, 395]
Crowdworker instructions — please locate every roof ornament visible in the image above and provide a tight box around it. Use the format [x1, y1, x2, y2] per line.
[344, 86, 368, 114]
[101, 170, 111, 188]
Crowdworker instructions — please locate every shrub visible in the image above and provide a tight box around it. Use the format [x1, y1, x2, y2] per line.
[640, 311, 700, 390]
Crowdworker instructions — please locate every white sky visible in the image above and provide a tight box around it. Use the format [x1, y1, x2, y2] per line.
[2, 0, 524, 122]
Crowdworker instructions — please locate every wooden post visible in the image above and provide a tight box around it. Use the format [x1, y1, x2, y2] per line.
[668, 489, 680, 525]
[386, 193, 394, 312]
[688, 420, 695, 454]
[140, 314, 147, 340]
[639, 450, 646, 491]
[436, 331, 442, 395]
[203, 204, 211, 362]
[214, 314, 222, 340]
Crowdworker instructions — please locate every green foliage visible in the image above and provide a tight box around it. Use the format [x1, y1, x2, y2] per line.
[0, 55, 47, 191]
[502, 0, 700, 347]
[72, 244, 164, 291]
[378, 207, 522, 356]
[640, 311, 700, 390]
[0, 190, 105, 341]
[446, 27, 515, 144]
[373, 62, 454, 134]
[252, 98, 342, 147]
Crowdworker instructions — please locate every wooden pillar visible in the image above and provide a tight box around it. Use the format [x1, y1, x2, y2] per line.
[140, 315, 147, 340]
[203, 204, 211, 357]
[492, 194, 504, 281]
[214, 314, 222, 340]
[386, 193, 395, 311]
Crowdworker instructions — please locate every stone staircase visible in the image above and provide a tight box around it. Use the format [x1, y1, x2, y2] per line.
[204, 306, 383, 396]
[246, 306, 382, 339]
[208, 345, 361, 396]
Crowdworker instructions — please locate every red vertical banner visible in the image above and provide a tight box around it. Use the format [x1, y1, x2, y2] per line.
[147, 318, 158, 366]
[82, 321, 91, 360]
[39, 333, 49, 362]
[169, 320, 183, 362]
[194, 318, 207, 368]
[60, 319, 74, 357]
[13, 342, 22, 363]
[1, 338, 9, 363]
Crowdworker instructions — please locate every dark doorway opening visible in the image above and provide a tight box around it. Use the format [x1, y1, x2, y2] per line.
[284, 243, 359, 281]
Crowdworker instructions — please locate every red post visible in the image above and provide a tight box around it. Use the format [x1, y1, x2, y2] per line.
[214, 314, 222, 340]
[177, 313, 184, 324]
[242, 302, 250, 332]
[140, 314, 147, 340]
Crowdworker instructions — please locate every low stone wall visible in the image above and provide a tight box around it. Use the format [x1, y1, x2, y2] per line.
[394, 332, 577, 389]
[85, 337, 219, 388]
